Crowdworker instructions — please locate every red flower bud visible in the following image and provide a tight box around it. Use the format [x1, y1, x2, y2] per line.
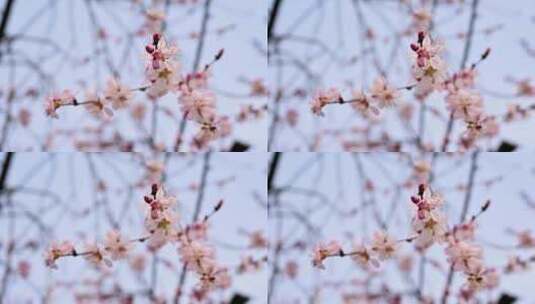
[152, 33, 161, 46]
[417, 31, 425, 45]
[418, 184, 425, 197]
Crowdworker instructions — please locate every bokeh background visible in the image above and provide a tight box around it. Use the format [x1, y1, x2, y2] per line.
[268, 152, 535, 303]
[0, 152, 267, 303]
[268, 0, 535, 151]
[0, 0, 267, 151]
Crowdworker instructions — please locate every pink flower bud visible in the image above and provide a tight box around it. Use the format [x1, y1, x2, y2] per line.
[145, 45, 155, 54]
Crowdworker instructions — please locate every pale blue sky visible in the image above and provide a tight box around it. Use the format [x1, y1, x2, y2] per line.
[269, 0, 535, 151]
[0, 0, 267, 151]
[269, 152, 535, 303]
[0, 152, 267, 303]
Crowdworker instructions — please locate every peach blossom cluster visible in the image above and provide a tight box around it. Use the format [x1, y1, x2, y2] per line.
[308, 31, 498, 150]
[445, 228, 499, 295]
[143, 183, 179, 250]
[144, 33, 181, 99]
[44, 231, 131, 270]
[349, 89, 380, 119]
[43, 240, 75, 269]
[311, 184, 497, 299]
[310, 77, 399, 118]
[311, 230, 398, 270]
[311, 240, 342, 269]
[44, 31, 230, 150]
[310, 88, 342, 116]
[410, 184, 448, 249]
[44, 90, 76, 119]
[445, 66, 499, 148]
[410, 31, 447, 97]
[369, 77, 400, 109]
[45, 77, 134, 120]
[178, 234, 231, 292]
[43, 183, 230, 296]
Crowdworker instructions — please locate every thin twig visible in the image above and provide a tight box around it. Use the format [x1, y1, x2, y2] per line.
[0, 0, 15, 61]
[267, 152, 281, 194]
[267, 0, 283, 42]
[175, 0, 213, 151]
[174, 152, 211, 304]
[440, 151, 479, 304]
[441, 0, 480, 152]
[0, 152, 14, 301]
[0, 152, 14, 211]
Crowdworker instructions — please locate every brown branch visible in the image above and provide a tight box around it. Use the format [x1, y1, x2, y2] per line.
[441, 0, 480, 152]
[440, 151, 479, 304]
[175, 0, 213, 151]
[0, 152, 14, 301]
[191, 0, 212, 73]
[267, 151, 283, 303]
[0, 152, 14, 197]
[268, 0, 283, 41]
[174, 152, 211, 304]
[0, 0, 15, 61]
[267, 152, 281, 194]
[191, 152, 211, 222]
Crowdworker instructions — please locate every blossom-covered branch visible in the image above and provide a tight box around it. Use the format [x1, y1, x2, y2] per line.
[309, 31, 496, 151]
[44, 31, 233, 151]
[44, 184, 230, 295]
[311, 184, 497, 300]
